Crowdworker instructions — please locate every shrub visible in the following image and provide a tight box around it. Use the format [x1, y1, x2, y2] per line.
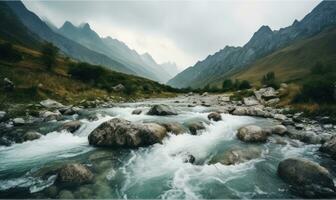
[222, 79, 233, 91]
[124, 84, 137, 95]
[41, 42, 59, 69]
[0, 42, 22, 62]
[238, 80, 251, 90]
[68, 62, 104, 82]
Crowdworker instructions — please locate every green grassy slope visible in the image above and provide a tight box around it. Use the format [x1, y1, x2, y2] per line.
[229, 27, 336, 85]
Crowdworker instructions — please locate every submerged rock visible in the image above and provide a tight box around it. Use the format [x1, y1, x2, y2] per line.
[320, 136, 336, 159]
[207, 112, 222, 121]
[237, 125, 268, 143]
[147, 104, 177, 116]
[88, 118, 167, 148]
[210, 146, 262, 165]
[183, 120, 206, 135]
[59, 120, 81, 133]
[132, 109, 142, 115]
[278, 158, 335, 198]
[57, 164, 94, 186]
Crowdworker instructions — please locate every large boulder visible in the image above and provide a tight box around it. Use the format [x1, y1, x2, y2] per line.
[183, 120, 206, 135]
[209, 146, 262, 165]
[278, 158, 335, 197]
[57, 164, 94, 186]
[59, 120, 81, 133]
[147, 104, 177, 116]
[208, 112, 222, 121]
[88, 118, 167, 148]
[320, 137, 336, 159]
[40, 99, 64, 109]
[271, 125, 287, 135]
[237, 125, 268, 143]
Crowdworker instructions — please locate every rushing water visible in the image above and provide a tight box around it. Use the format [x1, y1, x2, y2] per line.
[0, 97, 335, 199]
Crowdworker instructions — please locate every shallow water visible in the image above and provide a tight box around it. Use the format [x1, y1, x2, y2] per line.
[0, 97, 335, 199]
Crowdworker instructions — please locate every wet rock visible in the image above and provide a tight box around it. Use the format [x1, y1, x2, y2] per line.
[3, 77, 15, 91]
[0, 137, 12, 146]
[320, 136, 336, 160]
[183, 121, 206, 135]
[88, 118, 167, 148]
[39, 110, 62, 121]
[278, 158, 335, 198]
[132, 109, 142, 115]
[147, 104, 177, 116]
[231, 106, 270, 118]
[182, 153, 196, 164]
[160, 122, 187, 135]
[295, 123, 304, 130]
[243, 96, 259, 106]
[60, 106, 81, 115]
[57, 164, 94, 186]
[0, 111, 6, 121]
[40, 99, 64, 109]
[13, 118, 25, 126]
[59, 120, 81, 133]
[282, 119, 294, 126]
[208, 112, 222, 121]
[22, 131, 41, 141]
[237, 125, 268, 143]
[273, 114, 287, 121]
[210, 146, 262, 165]
[271, 125, 287, 135]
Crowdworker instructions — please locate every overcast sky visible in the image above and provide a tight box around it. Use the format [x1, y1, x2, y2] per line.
[23, 0, 320, 71]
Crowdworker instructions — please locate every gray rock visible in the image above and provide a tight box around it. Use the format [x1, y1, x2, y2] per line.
[23, 131, 41, 141]
[237, 125, 268, 143]
[112, 84, 125, 92]
[59, 121, 81, 133]
[183, 121, 206, 135]
[160, 122, 187, 135]
[209, 146, 262, 165]
[208, 112, 222, 121]
[57, 164, 93, 186]
[272, 125, 287, 135]
[243, 96, 259, 106]
[40, 110, 62, 121]
[0, 111, 6, 121]
[273, 114, 287, 121]
[13, 118, 25, 126]
[295, 123, 304, 130]
[132, 109, 142, 115]
[265, 98, 280, 106]
[278, 158, 335, 198]
[147, 104, 177, 116]
[88, 118, 167, 148]
[320, 136, 336, 160]
[201, 92, 208, 96]
[40, 99, 64, 109]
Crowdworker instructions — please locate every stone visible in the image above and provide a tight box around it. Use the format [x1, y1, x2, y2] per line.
[88, 118, 167, 148]
[40, 110, 62, 121]
[3, 78, 15, 91]
[272, 125, 287, 135]
[57, 164, 94, 186]
[0, 111, 6, 121]
[237, 125, 268, 143]
[183, 121, 206, 135]
[13, 118, 25, 126]
[295, 123, 304, 130]
[201, 92, 208, 96]
[58, 190, 74, 199]
[207, 112, 222, 121]
[40, 99, 64, 109]
[160, 122, 187, 135]
[112, 84, 125, 92]
[273, 114, 287, 121]
[132, 109, 142, 115]
[243, 96, 259, 106]
[209, 146, 262, 165]
[23, 131, 41, 141]
[147, 104, 177, 116]
[59, 121, 81, 133]
[265, 98, 280, 106]
[320, 137, 336, 160]
[278, 158, 335, 198]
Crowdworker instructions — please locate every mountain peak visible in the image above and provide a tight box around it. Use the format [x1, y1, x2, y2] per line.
[80, 23, 91, 30]
[256, 25, 272, 34]
[61, 21, 75, 29]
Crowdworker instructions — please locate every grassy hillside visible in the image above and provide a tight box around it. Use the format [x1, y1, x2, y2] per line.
[230, 27, 336, 85]
[0, 41, 177, 110]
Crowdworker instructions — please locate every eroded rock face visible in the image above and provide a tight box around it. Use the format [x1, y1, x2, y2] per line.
[278, 158, 335, 198]
[237, 125, 268, 143]
[320, 137, 336, 159]
[209, 146, 262, 165]
[208, 112, 222, 121]
[88, 118, 167, 148]
[147, 104, 177, 116]
[57, 164, 94, 186]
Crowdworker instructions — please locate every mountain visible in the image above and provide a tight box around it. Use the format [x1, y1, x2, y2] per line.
[159, 61, 179, 77]
[168, 1, 336, 88]
[6, 1, 135, 75]
[0, 2, 41, 49]
[231, 27, 336, 84]
[58, 21, 172, 83]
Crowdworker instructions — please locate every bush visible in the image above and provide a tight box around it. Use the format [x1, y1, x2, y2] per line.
[124, 84, 137, 95]
[69, 62, 104, 82]
[0, 42, 22, 62]
[238, 80, 251, 90]
[261, 71, 279, 89]
[41, 42, 58, 69]
[222, 79, 233, 91]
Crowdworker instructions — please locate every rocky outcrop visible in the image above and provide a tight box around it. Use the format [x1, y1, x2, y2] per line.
[278, 158, 335, 197]
[237, 125, 268, 143]
[59, 121, 81, 133]
[207, 112, 222, 121]
[147, 104, 177, 116]
[57, 164, 94, 186]
[88, 118, 167, 148]
[320, 137, 336, 159]
[209, 146, 262, 165]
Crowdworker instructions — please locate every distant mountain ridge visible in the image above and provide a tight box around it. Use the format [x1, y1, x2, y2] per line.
[58, 21, 176, 83]
[168, 1, 336, 88]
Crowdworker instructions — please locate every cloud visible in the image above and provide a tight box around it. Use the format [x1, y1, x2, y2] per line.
[23, 0, 320, 70]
